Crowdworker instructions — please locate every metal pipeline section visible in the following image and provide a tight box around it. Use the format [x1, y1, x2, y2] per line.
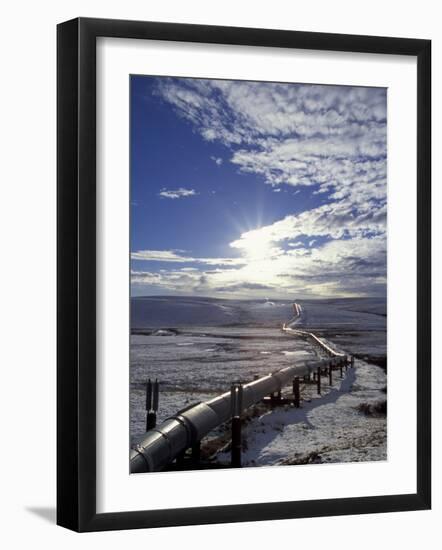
[283, 326, 347, 359]
[130, 357, 343, 473]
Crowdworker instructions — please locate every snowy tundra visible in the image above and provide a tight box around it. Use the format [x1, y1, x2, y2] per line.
[130, 296, 386, 466]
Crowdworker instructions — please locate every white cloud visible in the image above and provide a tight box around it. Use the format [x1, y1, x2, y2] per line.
[131, 250, 188, 262]
[131, 211, 386, 299]
[136, 78, 388, 298]
[155, 78, 386, 210]
[156, 78, 385, 142]
[131, 249, 246, 267]
[131, 235, 386, 298]
[210, 156, 223, 166]
[158, 187, 198, 199]
[229, 200, 386, 257]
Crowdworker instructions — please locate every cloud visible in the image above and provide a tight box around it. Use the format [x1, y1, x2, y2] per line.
[131, 227, 386, 299]
[158, 187, 198, 199]
[210, 156, 223, 166]
[131, 249, 188, 262]
[135, 77, 388, 298]
[212, 282, 273, 292]
[229, 200, 386, 257]
[156, 79, 385, 145]
[131, 249, 246, 267]
[155, 78, 386, 213]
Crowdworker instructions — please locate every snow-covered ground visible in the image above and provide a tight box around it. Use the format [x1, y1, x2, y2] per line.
[130, 325, 319, 439]
[216, 358, 386, 466]
[130, 296, 387, 464]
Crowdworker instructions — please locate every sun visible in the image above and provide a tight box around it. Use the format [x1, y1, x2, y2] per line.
[230, 227, 276, 262]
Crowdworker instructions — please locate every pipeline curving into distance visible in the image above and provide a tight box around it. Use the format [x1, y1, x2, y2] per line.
[130, 303, 349, 473]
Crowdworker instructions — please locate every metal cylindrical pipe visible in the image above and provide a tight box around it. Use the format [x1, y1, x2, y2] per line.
[130, 349, 344, 472]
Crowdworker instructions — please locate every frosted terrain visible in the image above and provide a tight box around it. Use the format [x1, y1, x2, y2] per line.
[130, 296, 387, 465]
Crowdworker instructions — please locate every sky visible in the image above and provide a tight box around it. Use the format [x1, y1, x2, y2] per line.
[130, 75, 387, 300]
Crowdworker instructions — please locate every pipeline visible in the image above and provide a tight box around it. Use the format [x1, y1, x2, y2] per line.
[131, 354, 347, 473]
[283, 303, 347, 359]
[283, 326, 347, 357]
[131, 303, 349, 473]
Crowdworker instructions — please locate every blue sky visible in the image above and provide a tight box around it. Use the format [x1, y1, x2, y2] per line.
[130, 76, 387, 299]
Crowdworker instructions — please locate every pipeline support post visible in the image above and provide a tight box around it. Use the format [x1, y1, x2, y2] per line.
[231, 383, 243, 468]
[145, 378, 159, 431]
[153, 379, 159, 411]
[191, 441, 201, 466]
[351, 356, 355, 368]
[293, 377, 300, 408]
[317, 366, 321, 395]
[175, 449, 186, 466]
[329, 362, 333, 386]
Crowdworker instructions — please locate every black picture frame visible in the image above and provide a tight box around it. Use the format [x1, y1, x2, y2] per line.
[57, 17, 431, 532]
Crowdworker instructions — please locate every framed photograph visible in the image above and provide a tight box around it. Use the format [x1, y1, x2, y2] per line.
[57, 17, 431, 532]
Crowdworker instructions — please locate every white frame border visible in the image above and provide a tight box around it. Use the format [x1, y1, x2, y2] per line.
[96, 37, 417, 514]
